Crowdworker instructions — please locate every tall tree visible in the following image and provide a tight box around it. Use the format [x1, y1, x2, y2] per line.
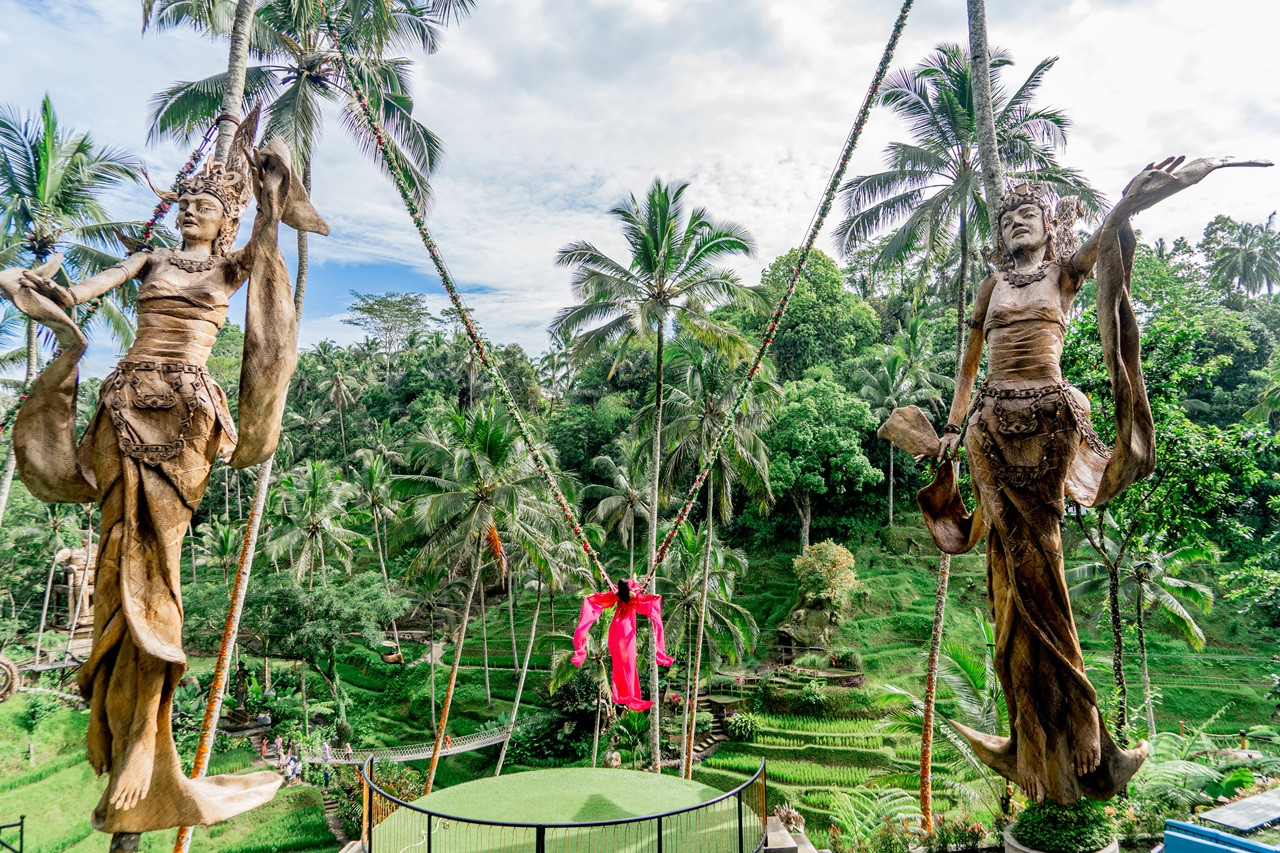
[834, 43, 1098, 360]
[552, 177, 756, 768]
[769, 369, 881, 549]
[857, 321, 949, 526]
[394, 401, 563, 792]
[1070, 524, 1217, 737]
[265, 460, 364, 588]
[659, 337, 772, 777]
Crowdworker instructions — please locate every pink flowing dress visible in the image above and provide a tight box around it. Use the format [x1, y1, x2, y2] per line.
[571, 581, 673, 711]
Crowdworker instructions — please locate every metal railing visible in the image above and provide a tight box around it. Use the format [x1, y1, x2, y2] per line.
[359, 757, 767, 853]
[0, 815, 24, 853]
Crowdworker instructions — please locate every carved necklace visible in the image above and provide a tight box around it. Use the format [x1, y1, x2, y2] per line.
[169, 253, 217, 273]
[1006, 260, 1051, 288]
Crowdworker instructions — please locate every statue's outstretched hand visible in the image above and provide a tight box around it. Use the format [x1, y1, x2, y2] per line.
[1119, 155, 1273, 215]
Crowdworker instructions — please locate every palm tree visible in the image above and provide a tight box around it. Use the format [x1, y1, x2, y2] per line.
[394, 401, 564, 793]
[0, 95, 147, 525]
[586, 445, 649, 578]
[655, 520, 756, 772]
[318, 366, 359, 458]
[546, 628, 611, 768]
[612, 710, 651, 770]
[659, 337, 772, 776]
[551, 177, 757, 768]
[1069, 533, 1217, 737]
[265, 460, 364, 588]
[834, 43, 1099, 358]
[354, 451, 402, 655]
[196, 517, 242, 585]
[538, 326, 576, 412]
[857, 323, 949, 526]
[25, 504, 80, 665]
[1209, 213, 1280, 298]
[146, 0, 473, 212]
[405, 560, 462, 724]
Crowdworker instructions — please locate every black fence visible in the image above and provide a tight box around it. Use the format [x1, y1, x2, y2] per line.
[359, 758, 767, 853]
[0, 816, 23, 853]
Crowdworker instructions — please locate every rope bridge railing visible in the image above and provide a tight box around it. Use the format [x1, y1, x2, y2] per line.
[360, 756, 768, 853]
[302, 725, 515, 765]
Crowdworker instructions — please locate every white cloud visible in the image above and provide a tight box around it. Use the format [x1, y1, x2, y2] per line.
[1, 0, 1277, 369]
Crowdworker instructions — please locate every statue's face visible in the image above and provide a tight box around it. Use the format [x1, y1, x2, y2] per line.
[177, 191, 225, 245]
[1000, 203, 1047, 254]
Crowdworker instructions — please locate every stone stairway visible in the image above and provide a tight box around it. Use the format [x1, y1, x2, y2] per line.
[691, 687, 728, 760]
[323, 790, 349, 845]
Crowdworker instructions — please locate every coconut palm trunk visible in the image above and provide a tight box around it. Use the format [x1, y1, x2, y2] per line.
[507, 574, 519, 670]
[425, 540, 483, 794]
[1107, 559, 1129, 740]
[919, 554, 950, 830]
[212, 0, 256, 162]
[888, 448, 895, 526]
[646, 318, 667, 772]
[0, 319, 42, 527]
[592, 685, 603, 768]
[480, 578, 492, 708]
[495, 580, 541, 775]
[683, 480, 715, 778]
[372, 511, 401, 656]
[1135, 585, 1156, 737]
[967, 0, 1005, 235]
[33, 555, 58, 665]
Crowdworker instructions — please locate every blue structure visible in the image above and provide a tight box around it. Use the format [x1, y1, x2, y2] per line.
[1165, 821, 1279, 853]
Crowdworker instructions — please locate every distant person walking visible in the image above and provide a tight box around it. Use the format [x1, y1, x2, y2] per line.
[322, 766, 331, 789]
[322, 742, 332, 763]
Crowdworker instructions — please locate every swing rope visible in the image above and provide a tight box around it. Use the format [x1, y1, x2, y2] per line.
[646, 0, 915, 582]
[318, 0, 608, 583]
[317, 0, 914, 591]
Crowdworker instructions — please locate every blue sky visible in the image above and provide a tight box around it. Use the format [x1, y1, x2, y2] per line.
[2, 0, 1279, 377]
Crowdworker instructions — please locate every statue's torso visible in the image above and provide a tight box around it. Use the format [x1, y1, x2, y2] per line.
[124, 251, 239, 365]
[984, 262, 1073, 385]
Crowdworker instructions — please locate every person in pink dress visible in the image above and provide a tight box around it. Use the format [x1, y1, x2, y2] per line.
[571, 578, 672, 711]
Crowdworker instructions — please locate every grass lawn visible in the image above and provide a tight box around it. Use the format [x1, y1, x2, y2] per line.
[373, 768, 751, 853]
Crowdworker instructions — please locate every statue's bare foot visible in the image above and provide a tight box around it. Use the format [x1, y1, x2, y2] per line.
[108, 739, 156, 812]
[1073, 736, 1102, 777]
[1020, 774, 1046, 804]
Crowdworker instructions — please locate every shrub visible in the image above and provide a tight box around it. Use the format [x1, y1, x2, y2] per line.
[829, 649, 862, 669]
[726, 712, 759, 742]
[927, 815, 988, 853]
[1012, 799, 1116, 853]
[801, 679, 829, 710]
[793, 541, 859, 605]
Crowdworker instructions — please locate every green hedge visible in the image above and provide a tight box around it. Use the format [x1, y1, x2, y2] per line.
[0, 751, 87, 792]
[721, 741, 896, 768]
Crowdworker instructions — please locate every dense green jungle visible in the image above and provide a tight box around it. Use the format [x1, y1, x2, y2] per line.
[2, 26, 1280, 853]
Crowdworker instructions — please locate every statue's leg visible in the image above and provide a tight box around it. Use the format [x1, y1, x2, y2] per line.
[106, 633, 165, 812]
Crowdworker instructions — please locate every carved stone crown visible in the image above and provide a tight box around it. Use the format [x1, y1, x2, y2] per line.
[176, 159, 252, 225]
[998, 181, 1053, 223]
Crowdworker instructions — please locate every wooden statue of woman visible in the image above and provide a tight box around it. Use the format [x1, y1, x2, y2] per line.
[0, 116, 328, 840]
[881, 156, 1269, 804]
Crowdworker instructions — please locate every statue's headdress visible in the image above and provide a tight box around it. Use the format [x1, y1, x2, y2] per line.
[987, 179, 1084, 268]
[148, 106, 260, 255]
